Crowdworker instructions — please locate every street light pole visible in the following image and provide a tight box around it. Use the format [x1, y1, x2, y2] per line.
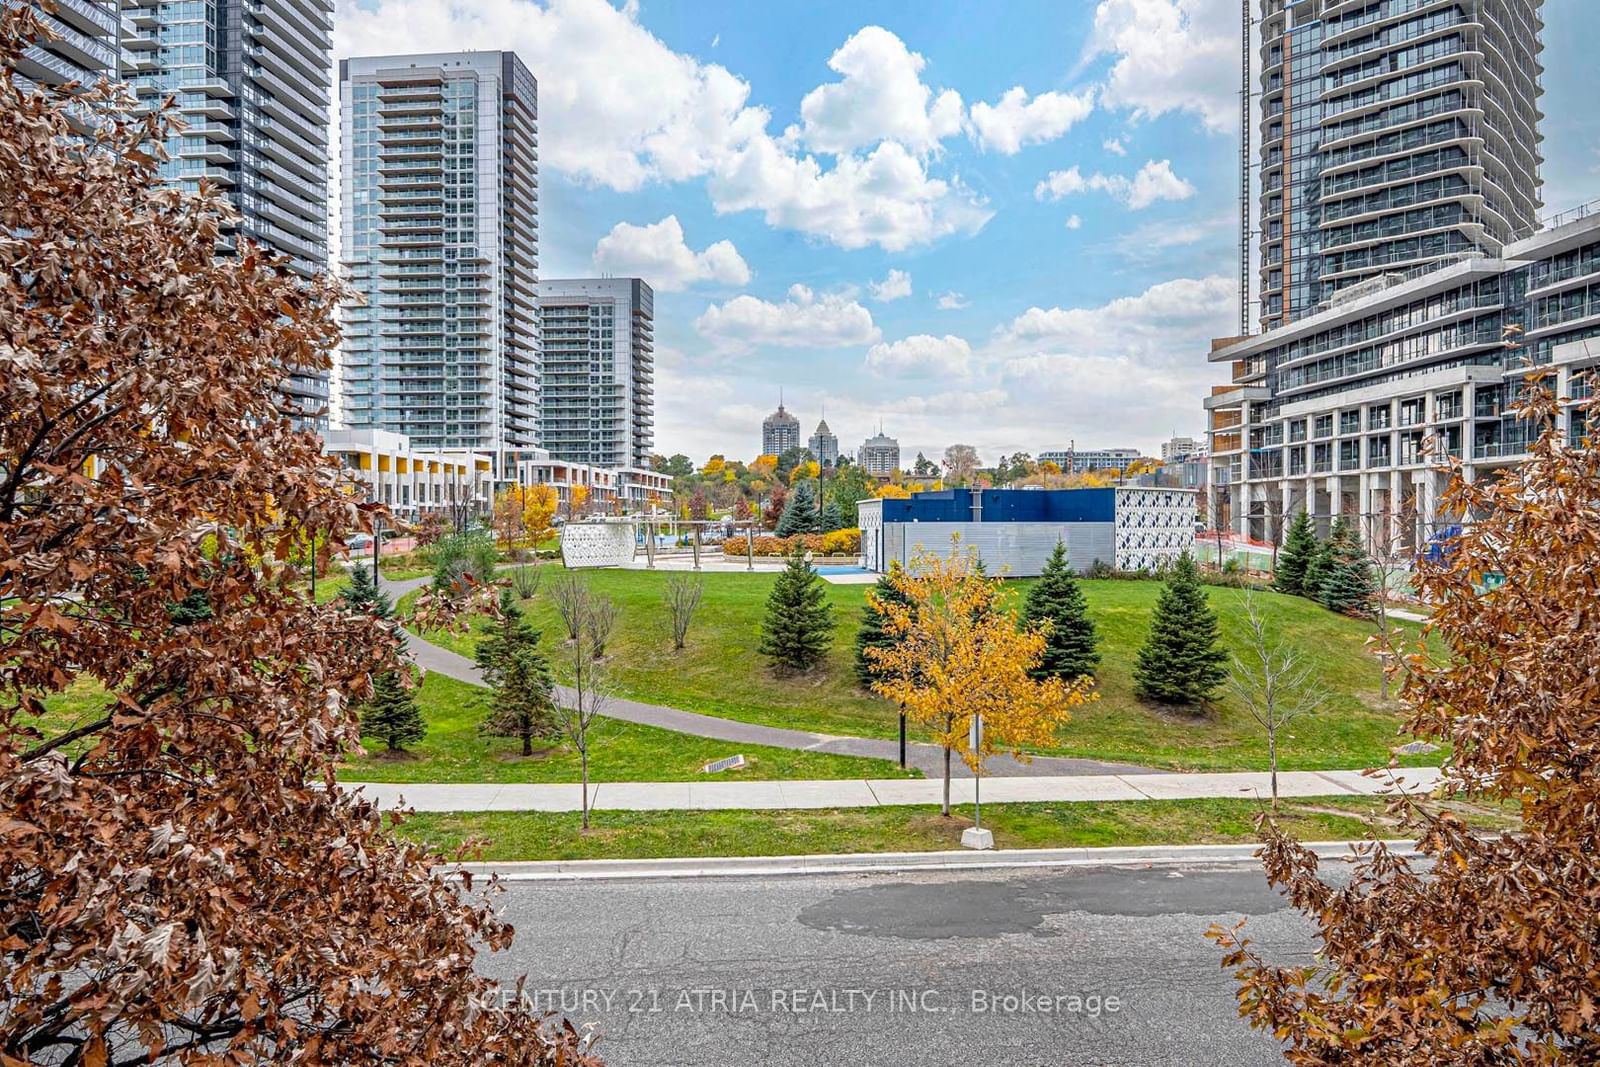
[372, 516, 381, 579]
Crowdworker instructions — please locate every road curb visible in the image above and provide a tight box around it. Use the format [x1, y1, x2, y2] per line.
[453, 839, 1420, 882]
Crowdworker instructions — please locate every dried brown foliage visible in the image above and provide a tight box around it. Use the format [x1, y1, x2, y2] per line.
[0, 12, 595, 1063]
[1209, 380, 1600, 1064]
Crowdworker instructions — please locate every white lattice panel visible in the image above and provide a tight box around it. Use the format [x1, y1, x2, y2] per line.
[1113, 488, 1197, 571]
[560, 522, 637, 568]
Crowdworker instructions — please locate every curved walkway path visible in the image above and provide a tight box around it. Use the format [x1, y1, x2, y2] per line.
[380, 572, 1157, 779]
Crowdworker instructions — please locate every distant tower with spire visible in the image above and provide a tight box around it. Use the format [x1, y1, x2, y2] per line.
[761, 389, 801, 456]
[808, 404, 839, 467]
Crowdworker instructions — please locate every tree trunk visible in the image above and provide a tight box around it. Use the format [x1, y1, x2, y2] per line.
[942, 746, 951, 817]
[1268, 731, 1279, 812]
[581, 746, 590, 831]
[521, 728, 532, 757]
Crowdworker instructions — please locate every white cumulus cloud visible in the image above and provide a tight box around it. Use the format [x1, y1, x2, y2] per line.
[707, 138, 991, 252]
[1034, 159, 1195, 210]
[796, 25, 964, 155]
[868, 268, 913, 302]
[1065, 214, 1083, 230]
[695, 283, 881, 353]
[1087, 0, 1237, 133]
[985, 275, 1238, 447]
[936, 291, 970, 310]
[592, 215, 750, 290]
[968, 86, 1095, 155]
[865, 334, 974, 379]
[334, 1, 990, 253]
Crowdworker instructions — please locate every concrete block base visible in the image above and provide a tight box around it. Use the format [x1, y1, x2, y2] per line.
[961, 827, 995, 851]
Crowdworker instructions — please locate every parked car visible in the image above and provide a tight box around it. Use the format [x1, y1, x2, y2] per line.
[345, 533, 374, 551]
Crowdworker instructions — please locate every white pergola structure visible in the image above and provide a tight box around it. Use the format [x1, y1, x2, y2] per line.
[560, 513, 765, 570]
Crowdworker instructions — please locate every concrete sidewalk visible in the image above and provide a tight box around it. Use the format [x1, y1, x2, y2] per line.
[341, 765, 1443, 813]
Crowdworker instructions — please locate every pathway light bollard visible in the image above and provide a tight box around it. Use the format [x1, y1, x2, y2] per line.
[898, 704, 906, 770]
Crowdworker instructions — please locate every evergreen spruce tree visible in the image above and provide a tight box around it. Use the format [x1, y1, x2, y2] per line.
[340, 564, 391, 618]
[854, 562, 909, 688]
[166, 586, 213, 626]
[775, 481, 820, 537]
[1133, 552, 1228, 706]
[480, 644, 556, 756]
[758, 548, 833, 672]
[475, 587, 538, 686]
[1273, 511, 1318, 597]
[361, 671, 426, 752]
[1021, 540, 1100, 681]
[820, 495, 844, 533]
[1316, 522, 1378, 617]
[1303, 519, 1342, 601]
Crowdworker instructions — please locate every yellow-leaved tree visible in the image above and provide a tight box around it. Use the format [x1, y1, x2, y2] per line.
[521, 483, 558, 544]
[490, 482, 559, 547]
[867, 538, 1093, 816]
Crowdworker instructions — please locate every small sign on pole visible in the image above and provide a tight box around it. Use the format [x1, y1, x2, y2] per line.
[961, 713, 993, 850]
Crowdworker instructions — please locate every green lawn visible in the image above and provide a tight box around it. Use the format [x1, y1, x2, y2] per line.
[339, 673, 917, 783]
[33, 671, 911, 783]
[404, 570, 1438, 773]
[397, 794, 1499, 862]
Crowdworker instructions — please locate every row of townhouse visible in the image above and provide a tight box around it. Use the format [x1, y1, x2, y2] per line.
[323, 429, 673, 524]
[321, 429, 493, 523]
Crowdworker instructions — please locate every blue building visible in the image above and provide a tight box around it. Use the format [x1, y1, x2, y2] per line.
[858, 487, 1197, 577]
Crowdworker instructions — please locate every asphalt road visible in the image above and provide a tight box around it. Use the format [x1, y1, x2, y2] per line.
[482, 862, 1325, 1066]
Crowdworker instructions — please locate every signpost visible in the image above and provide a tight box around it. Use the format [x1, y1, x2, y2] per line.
[960, 714, 994, 850]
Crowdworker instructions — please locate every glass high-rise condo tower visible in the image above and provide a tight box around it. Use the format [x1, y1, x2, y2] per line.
[339, 52, 541, 478]
[540, 278, 655, 471]
[1256, 0, 1544, 330]
[6, 0, 120, 91]
[119, 0, 335, 419]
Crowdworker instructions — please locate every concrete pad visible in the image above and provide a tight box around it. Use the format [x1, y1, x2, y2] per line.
[819, 572, 879, 585]
[485, 784, 589, 812]
[777, 780, 880, 808]
[1318, 767, 1444, 795]
[688, 780, 787, 810]
[339, 783, 410, 810]
[863, 779, 957, 806]
[1117, 772, 1279, 800]
[974, 775, 1151, 803]
[585, 782, 693, 811]
[345, 783, 507, 812]
[1268, 771, 1368, 796]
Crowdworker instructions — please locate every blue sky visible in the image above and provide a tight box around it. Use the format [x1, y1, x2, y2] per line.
[337, 0, 1600, 466]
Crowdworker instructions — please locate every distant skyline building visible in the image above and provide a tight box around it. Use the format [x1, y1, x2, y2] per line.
[808, 414, 839, 467]
[7, 0, 119, 91]
[540, 277, 655, 470]
[761, 398, 801, 456]
[1161, 436, 1201, 462]
[339, 51, 540, 476]
[859, 429, 900, 476]
[1255, 0, 1545, 329]
[1038, 447, 1142, 473]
